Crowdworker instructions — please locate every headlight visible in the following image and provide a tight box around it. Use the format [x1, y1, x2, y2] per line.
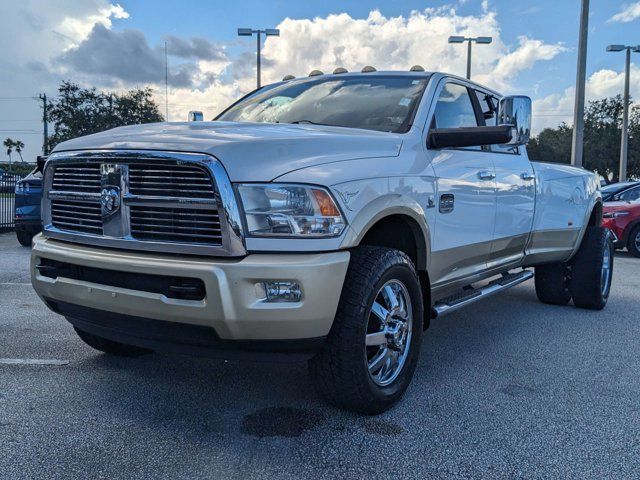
[237, 183, 346, 237]
[15, 182, 24, 194]
[603, 211, 630, 219]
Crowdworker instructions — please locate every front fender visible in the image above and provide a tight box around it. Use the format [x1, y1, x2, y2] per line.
[338, 194, 431, 270]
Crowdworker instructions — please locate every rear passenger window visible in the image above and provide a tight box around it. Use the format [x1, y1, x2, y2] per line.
[434, 83, 479, 129]
[475, 91, 519, 154]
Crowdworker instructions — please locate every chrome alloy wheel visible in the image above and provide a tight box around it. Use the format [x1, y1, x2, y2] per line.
[365, 279, 413, 387]
[601, 239, 612, 296]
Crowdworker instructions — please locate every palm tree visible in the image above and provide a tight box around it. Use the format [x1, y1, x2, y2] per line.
[14, 140, 25, 162]
[3, 138, 14, 167]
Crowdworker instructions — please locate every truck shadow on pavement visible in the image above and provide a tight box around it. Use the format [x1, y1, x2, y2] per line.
[71, 258, 636, 444]
[71, 283, 555, 440]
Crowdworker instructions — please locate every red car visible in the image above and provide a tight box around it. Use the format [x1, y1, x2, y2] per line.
[601, 182, 640, 257]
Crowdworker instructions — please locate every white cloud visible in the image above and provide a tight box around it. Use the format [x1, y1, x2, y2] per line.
[259, 9, 564, 93]
[0, 1, 134, 162]
[608, 2, 640, 23]
[532, 65, 640, 133]
[57, 3, 129, 47]
[494, 37, 566, 79]
[0, 4, 567, 161]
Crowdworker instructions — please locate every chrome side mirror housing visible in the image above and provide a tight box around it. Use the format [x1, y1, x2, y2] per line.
[188, 111, 204, 122]
[498, 96, 531, 146]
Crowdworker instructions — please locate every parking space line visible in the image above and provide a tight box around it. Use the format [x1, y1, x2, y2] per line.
[0, 358, 69, 366]
[0, 282, 32, 286]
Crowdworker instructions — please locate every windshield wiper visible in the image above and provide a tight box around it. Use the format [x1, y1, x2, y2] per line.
[289, 120, 334, 126]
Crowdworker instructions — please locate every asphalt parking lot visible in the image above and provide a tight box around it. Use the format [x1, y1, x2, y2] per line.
[1, 232, 639, 479]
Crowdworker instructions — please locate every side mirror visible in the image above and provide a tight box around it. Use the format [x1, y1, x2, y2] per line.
[36, 155, 47, 173]
[498, 95, 531, 146]
[429, 126, 513, 150]
[188, 111, 204, 122]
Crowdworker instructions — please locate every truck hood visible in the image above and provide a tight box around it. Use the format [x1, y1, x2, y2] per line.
[53, 121, 403, 182]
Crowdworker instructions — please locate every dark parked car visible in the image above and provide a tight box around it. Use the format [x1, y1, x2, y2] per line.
[14, 159, 45, 246]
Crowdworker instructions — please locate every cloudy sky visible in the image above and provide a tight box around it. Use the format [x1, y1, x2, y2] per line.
[1, 0, 640, 162]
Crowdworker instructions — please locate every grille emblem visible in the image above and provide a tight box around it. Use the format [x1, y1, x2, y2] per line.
[101, 187, 121, 215]
[100, 164, 126, 236]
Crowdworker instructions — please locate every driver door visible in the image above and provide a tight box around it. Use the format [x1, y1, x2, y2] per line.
[428, 81, 497, 287]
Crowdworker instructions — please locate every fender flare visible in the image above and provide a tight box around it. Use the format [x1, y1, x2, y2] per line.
[339, 194, 431, 271]
[569, 197, 603, 259]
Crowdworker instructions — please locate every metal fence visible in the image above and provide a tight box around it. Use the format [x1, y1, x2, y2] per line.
[0, 171, 20, 233]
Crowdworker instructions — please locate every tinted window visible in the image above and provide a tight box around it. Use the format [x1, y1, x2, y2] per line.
[619, 186, 640, 203]
[433, 83, 478, 129]
[216, 75, 429, 133]
[475, 90, 518, 154]
[602, 182, 639, 201]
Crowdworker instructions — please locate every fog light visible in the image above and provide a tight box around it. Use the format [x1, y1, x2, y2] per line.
[255, 281, 302, 303]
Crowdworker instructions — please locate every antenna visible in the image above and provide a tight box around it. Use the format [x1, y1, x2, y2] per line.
[164, 41, 169, 121]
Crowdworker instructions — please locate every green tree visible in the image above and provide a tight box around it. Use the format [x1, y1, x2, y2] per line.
[46, 81, 164, 152]
[3, 138, 15, 166]
[14, 139, 25, 162]
[528, 95, 639, 183]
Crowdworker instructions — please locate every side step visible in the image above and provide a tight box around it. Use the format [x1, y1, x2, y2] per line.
[432, 270, 534, 318]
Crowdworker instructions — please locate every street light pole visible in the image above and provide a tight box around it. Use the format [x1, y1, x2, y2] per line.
[238, 28, 280, 89]
[607, 44, 640, 182]
[467, 40, 472, 80]
[571, 0, 590, 168]
[256, 31, 261, 89]
[448, 36, 492, 80]
[621, 47, 631, 182]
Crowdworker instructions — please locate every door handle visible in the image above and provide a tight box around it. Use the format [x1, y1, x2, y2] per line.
[521, 172, 535, 181]
[478, 170, 496, 180]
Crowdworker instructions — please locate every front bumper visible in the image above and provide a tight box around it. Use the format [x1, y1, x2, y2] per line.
[31, 235, 350, 356]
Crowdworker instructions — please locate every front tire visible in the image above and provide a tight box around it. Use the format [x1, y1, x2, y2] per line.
[570, 227, 614, 310]
[74, 327, 152, 357]
[626, 224, 640, 258]
[309, 246, 423, 414]
[16, 229, 34, 247]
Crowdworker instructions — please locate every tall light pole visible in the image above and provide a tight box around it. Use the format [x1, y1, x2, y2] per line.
[607, 44, 640, 182]
[448, 36, 493, 79]
[164, 41, 169, 121]
[571, 0, 590, 168]
[238, 28, 280, 88]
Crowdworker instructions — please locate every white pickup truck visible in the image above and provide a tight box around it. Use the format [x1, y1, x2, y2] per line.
[31, 69, 612, 413]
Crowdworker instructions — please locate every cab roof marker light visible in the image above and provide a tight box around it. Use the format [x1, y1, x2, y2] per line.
[410, 65, 425, 72]
[282, 74, 295, 81]
[333, 67, 348, 74]
[361, 66, 377, 73]
[309, 70, 324, 77]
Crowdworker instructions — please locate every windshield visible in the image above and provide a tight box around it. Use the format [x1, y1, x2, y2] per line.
[216, 75, 429, 133]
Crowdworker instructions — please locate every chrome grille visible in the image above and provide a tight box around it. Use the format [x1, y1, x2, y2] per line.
[129, 163, 215, 198]
[130, 206, 222, 244]
[43, 151, 245, 257]
[52, 164, 101, 192]
[51, 199, 103, 234]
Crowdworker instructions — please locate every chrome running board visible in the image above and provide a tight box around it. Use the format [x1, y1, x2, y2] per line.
[432, 270, 534, 318]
